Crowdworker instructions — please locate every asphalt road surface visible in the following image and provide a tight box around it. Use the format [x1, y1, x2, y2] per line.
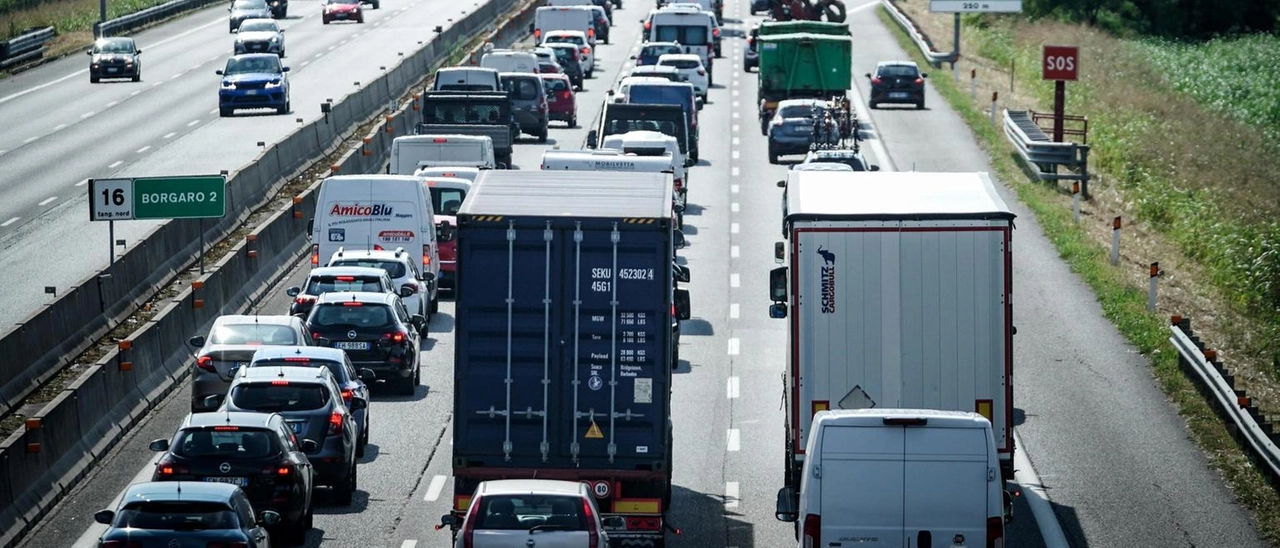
[12, 0, 1270, 546]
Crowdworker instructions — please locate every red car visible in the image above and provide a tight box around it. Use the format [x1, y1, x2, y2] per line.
[539, 73, 576, 128]
[536, 61, 562, 75]
[322, 0, 363, 24]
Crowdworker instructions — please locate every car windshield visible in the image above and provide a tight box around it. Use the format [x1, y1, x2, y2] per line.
[231, 0, 267, 9]
[329, 258, 407, 279]
[778, 104, 821, 118]
[251, 358, 348, 382]
[430, 188, 467, 215]
[95, 40, 134, 54]
[208, 323, 299, 345]
[239, 20, 277, 32]
[474, 495, 588, 531]
[173, 428, 278, 458]
[310, 303, 395, 328]
[542, 77, 569, 92]
[114, 502, 238, 531]
[659, 58, 701, 70]
[223, 56, 280, 75]
[878, 65, 919, 77]
[231, 382, 330, 412]
[305, 276, 386, 295]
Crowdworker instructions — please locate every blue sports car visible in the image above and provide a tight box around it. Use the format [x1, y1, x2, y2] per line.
[216, 53, 291, 117]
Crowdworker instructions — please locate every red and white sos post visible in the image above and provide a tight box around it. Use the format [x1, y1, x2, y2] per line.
[1042, 45, 1079, 142]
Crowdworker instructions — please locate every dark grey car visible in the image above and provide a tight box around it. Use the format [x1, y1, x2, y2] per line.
[867, 60, 927, 109]
[767, 99, 839, 163]
[500, 72, 549, 142]
[229, 0, 273, 32]
[189, 315, 318, 412]
[87, 37, 141, 83]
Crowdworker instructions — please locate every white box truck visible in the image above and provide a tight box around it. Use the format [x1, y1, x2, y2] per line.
[388, 134, 498, 173]
[768, 171, 1016, 489]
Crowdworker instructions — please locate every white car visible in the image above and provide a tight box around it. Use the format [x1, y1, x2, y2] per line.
[233, 18, 285, 57]
[542, 30, 594, 76]
[656, 53, 708, 100]
[326, 248, 437, 320]
[443, 479, 612, 548]
[615, 75, 672, 102]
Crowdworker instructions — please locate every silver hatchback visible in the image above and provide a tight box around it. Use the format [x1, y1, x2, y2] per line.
[441, 479, 612, 548]
[188, 315, 318, 412]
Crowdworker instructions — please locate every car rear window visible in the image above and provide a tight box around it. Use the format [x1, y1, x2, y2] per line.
[474, 495, 587, 531]
[115, 502, 239, 531]
[329, 259, 407, 279]
[604, 119, 680, 135]
[431, 188, 467, 215]
[502, 77, 542, 101]
[231, 382, 331, 412]
[208, 324, 299, 345]
[173, 428, 278, 458]
[310, 303, 396, 328]
[542, 78, 569, 92]
[305, 276, 386, 295]
[659, 58, 701, 70]
[778, 105, 821, 118]
[878, 65, 919, 77]
[548, 34, 584, 45]
[424, 102, 507, 124]
[251, 358, 347, 382]
[232, 0, 266, 8]
[641, 45, 682, 59]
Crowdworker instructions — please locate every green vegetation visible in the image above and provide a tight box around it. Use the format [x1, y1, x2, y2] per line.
[1019, 0, 1278, 38]
[2, 0, 171, 41]
[876, 6, 1280, 543]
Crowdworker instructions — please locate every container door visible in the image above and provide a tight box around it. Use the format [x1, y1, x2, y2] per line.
[902, 427, 989, 547]
[817, 425, 904, 548]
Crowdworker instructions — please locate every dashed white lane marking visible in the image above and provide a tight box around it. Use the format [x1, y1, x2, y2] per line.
[136, 145, 151, 153]
[188, 119, 201, 127]
[108, 160, 123, 169]
[729, 303, 740, 320]
[106, 101, 119, 107]
[207, 108, 217, 115]
[728, 429, 740, 451]
[151, 81, 163, 87]
[38, 197, 57, 206]
[731, 89, 739, 97]
[724, 482, 740, 508]
[731, 167, 740, 177]
[730, 273, 740, 288]
[315, 52, 324, 58]
[732, 137, 740, 146]
[732, 111, 739, 118]
[732, 150, 740, 159]
[424, 475, 447, 501]
[130, 90, 141, 96]
[329, 45, 337, 50]
[731, 245, 739, 258]
[54, 123, 67, 131]
[401, 541, 418, 548]
[81, 111, 96, 118]
[170, 73, 182, 80]
[732, 124, 739, 132]
[301, 61, 311, 67]
[731, 184, 739, 194]
[731, 222, 740, 233]
[1, 217, 19, 227]
[75, 179, 89, 187]
[727, 337, 739, 355]
[163, 132, 176, 139]
[23, 136, 37, 144]
[727, 376, 740, 398]
[0, 149, 7, 155]
[731, 202, 740, 213]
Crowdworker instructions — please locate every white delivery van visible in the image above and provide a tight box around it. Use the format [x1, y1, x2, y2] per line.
[479, 50, 539, 74]
[647, 5, 716, 68]
[413, 166, 482, 183]
[389, 135, 497, 174]
[775, 409, 1010, 548]
[599, 130, 688, 197]
[309, 175, 440, 278]
[535, 6, 597, 47]
[433, 67, 501, 91]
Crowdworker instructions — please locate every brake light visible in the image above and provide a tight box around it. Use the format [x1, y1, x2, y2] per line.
[196, 356, 216, 372]
[328, 411, 343, 435]
[155, 458, 187, 477]
[460, 495, 482, 548]
[284, 357, 310, 362]
[277, 465, 293, 477]
[587, 28, 595, 38]
[423, 244, 431, 267]
[312, 332, 324, 340]
[644, 20, 651, 30]
[373, 244, 385, 251]
[915, 77, 924, 85]
[871, 77, 883, 85]
[580, 47, 590, 55]
[271, 380, 290, 386]
[310, 244, 319, 266]
[712, 27, 720, 37]
[341, 388, 354, 404]
[802, 514, 820, 548]
[342, 301, 364, 307]
[671, 303, 677, 317]
[432, 138, 449, 143]
[697, 69, 705, 76]
[294, 295, 316, 305]
[384, 331, 407, 343]
[335, 276, 355, 281]
[747, 36, 753, 46]
[987, 516, 1004, 548]
[213, 426, 240, 431]
[673, 178, 683, 193]
[534, 28, 541, 39]
[560, 90, 572, 100]
[582, 498, 600, 548]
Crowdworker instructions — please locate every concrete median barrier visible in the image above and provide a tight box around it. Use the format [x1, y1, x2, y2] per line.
[68, 367, 120, 461]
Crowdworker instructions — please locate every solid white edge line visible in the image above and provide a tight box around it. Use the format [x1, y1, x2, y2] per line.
[1013, 431, 1071, 548]
[424, 474, 447, 501]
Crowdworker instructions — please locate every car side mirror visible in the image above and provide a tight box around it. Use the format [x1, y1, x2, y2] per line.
[94, 510, 115, 525]
[673, 264, 690, 283]
[348, 398, 367, 410]
[136, 48, 142, 53]
[260, 510, 281, 526]
[776, 179, 786, 188]
[286, 287, 301, 297]
[189, 335, 206, 348]
[148, 439, 170, 452]
[629, 54, 636, 59]
[864, 72, 872, 78]
[586, 130, 598, 149]
[86, 50, 93, 55]
[870, 164, 881, 171]
[770, 266, 788, 303]
[411, 314, 428, 330]
[674, 288, 691, 321]
[775, 241, 786, 263]
[422, 271, 436, 282]
[775, 487, 799, 522]
[215, 69, 224, 75]
[359, 368, 376, 382]
[314, 337, 332, 347]
[672, 202, 685, 214]
[920, 72, 928, 78]
[204, 394, 225, 409]
[300, 439, 320, 453]
[437, 514, 459, 529]
[282, 66, 291, 72]
[696, 96, 704, 110]
[400, 285, 418, 297]
[437, 220, 455, 242]
[769, 303, 787, 319]
[673, 230, 687, 249]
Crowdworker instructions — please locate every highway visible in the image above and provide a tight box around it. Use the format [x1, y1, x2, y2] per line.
[11, 0, 1273, 546]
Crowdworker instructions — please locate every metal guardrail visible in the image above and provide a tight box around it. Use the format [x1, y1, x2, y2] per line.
[1170, 317, 1280, 487]
[0, 27, 56, 69]
[1002, 108, 1091, 198]
[94, 0, 224, 37]
[879, 0, 956, 67]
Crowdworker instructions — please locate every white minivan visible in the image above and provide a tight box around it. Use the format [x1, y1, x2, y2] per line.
[389, 134, 497, 174]
[646, 5, 716, 69]
[541, 148, 685, 227]
[309, 176, 441, 289]
[479, 50, 539, 74]
[776, 409, 1011, 548]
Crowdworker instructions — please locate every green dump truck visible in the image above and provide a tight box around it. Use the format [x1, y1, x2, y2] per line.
[756, 31, 852, 134]
[757, 20, 850, 37]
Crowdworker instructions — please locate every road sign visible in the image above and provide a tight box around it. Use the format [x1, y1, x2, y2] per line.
[930, 0, 1022, 12]
[1043, 45, 1079, 81]
[133, 176, 226, 220]
[89, 178, 134, 221]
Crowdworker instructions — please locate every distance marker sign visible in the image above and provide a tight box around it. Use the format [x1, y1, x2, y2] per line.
[89, 175, 227, 221]
[930, 0, 1022, 12]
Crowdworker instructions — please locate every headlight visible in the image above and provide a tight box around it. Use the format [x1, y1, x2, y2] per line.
[271, 36, 280, 42]
[265, 79, 283, 88]
[221, 81, 237, 90]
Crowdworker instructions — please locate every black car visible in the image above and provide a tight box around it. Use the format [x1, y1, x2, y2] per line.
[218, 366, 363, 505]
[286, 265, 398, 319]
[87, 37, 141, 83]
[149, 411, 316, 545]
[545, 43, 585, 90]
[866, 60, 927, 109]
[306, 291, 426, 395]
[229, 0, 274, 32]
[267, 0, 288, 17]
[590, 5, 611, 44]
[799, 148, 880, 171]
[247, 345, 376, 457]
[744, 26, 759, 71]
[95, 482, 281, 548]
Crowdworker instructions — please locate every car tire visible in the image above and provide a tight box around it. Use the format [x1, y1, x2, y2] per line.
[395, 370, 416, 396]
[373, 1, 380, 8]
[358, 419, 369, 456]
[333, 463, 356, 505]
[569, 114, 577, 128]
[132, 71, 141, 82]
[323, 18, 330, 24]
[429, 295, 439, 314]
[303, 505, 313, 530]
[537, 127, 548, 143]
[869, 101, 877, 109]
[586, 68, 593, 78]
[90, 73, 99, 83]
[358, 16, 365, 23]
[690, 147, 699, 162]
[278, 99, 290, 114]
[916, 100, 925, 109]
[219, 108, 233, 117]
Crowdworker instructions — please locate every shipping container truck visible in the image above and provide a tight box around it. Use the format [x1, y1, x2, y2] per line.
[444, 171, 691, 547]
[767, 171, 1017, 489]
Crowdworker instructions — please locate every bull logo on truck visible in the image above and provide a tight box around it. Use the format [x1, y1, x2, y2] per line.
[818, 246, 836, 314]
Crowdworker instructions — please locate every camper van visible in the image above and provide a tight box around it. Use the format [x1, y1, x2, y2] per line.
[388, 135, 497, 174]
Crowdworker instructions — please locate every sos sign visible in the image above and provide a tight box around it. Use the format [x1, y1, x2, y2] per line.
[1042, 45, 1079, 81]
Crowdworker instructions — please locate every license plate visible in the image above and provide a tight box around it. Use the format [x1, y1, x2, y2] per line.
[246, 89, 260, 95]
[334, 341, 369, 350]
[289, 422, 305, 434]
[106, 68, 119, 73]
[205, 477, 248, 486]
[890, 92, 908, 99]
[335, 13, 347, 18]
[794, 126, 812, 133]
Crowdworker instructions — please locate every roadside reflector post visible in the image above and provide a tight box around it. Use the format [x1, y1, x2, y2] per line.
[1110, 216, 1121, 266]
[246, 233, 258, 259]
[362, 137, 372, 156]
[990, 92, 998, 128]
[192, 280, 205, 309]
[292, 196, 304, 219]
[118, 339, 133, 372]
[1071, 182, 1080, 223]
[970, 68, 977, 100]
[1148, 262, 1160, 312]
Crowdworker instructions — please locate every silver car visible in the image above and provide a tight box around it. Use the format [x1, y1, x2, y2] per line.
[233, 18, 285, 57]
[441, 479, 612, 548]
[187, 315, 318, 412]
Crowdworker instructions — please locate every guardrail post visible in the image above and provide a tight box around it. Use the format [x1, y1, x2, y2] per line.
[1148, 262, 1160, 312]
[969, 69, 976, 100]
[1110, 216, 1121, 266]
[1071, 182, 1080, 223]
[990, 92, 998, 128]
[1079, 147, 1090, 200]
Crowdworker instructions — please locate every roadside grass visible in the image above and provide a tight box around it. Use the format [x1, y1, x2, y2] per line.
[876, 7, 1280, 544]
[1, 0, 171, 40]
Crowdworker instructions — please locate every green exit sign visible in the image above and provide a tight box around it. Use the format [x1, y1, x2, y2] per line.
[133, 176, 226, 220]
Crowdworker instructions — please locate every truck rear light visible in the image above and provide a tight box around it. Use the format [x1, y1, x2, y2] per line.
[987, 516, 1004, 548]
[534, 29, 541, 39]
[712, 27, 720, 37]
[423, 245, 432, 266]
[802, 514, 820, 548]
[583, 499, 600, 548]
[328, 411, 343, 435]
[196, 356, 216, 372]
[310, 244, 319, 266]
[625, 516, 661, 530]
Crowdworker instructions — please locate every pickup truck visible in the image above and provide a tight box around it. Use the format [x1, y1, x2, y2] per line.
[416, 91, 519, 167]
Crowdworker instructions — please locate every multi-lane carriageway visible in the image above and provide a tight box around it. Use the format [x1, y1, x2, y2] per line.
[8, 0, 1274, 546]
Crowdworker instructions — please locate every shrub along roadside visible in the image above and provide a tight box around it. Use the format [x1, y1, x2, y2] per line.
[874, 7, 1280, 544]
[2, 0, 169, 44]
